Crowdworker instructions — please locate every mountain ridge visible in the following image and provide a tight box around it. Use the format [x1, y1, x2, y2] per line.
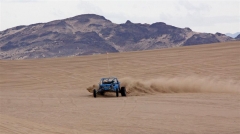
[0, 14, 236, 60]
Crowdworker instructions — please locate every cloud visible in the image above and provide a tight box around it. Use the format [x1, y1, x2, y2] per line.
[1, 0, 40, 3]
[178, 0, 210, 12]
[77, 1, 103, 14]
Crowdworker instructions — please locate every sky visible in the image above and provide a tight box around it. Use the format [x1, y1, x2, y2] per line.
[0, 0, 239, 34]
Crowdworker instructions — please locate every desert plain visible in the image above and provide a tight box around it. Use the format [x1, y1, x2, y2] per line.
[0, 41, 240, 134]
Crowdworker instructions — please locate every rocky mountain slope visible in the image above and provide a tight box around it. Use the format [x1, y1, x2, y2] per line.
[0, 14, 236, 60]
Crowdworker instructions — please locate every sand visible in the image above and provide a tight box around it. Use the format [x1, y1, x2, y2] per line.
[0, 41, 240, 134]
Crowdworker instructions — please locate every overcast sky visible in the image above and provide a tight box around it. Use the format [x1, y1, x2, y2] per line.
[0, 0, 239, 34]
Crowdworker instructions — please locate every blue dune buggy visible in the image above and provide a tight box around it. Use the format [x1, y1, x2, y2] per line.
[93, 77, 126, 98]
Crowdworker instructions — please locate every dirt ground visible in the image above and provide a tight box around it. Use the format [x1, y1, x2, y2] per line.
[0, 41, 240, 134]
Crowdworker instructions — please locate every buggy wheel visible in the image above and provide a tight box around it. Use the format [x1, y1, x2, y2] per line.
[93, 89, 97, 98]
[121, 87, 126, 96]
[116, 89, 119, 97]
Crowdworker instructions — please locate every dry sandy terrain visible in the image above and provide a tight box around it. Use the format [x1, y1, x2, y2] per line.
[0, 41, 240, 134]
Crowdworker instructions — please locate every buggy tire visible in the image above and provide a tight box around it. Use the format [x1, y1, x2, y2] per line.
[93, 89, 97, 98]
[121, 87, 126, 96]
[116, 89, 119, 97]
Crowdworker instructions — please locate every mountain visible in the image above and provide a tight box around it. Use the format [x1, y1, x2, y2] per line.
[235, 34, 240, 40]
[225, 32, 240, 38]
[0, 14, 236, 60]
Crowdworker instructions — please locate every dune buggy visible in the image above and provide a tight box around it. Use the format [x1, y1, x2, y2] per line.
[93, 77, 126, 98]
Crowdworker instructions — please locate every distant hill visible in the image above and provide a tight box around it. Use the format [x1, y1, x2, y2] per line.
[0, 14, 236, 60]
[235, 34, 240, 40]
[225, 32, 240, 38]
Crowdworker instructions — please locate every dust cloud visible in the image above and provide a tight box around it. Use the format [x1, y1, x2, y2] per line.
[87, 76, 240, 96]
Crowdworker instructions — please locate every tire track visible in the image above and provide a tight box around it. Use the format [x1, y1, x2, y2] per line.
[125, 98, 138, 116]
